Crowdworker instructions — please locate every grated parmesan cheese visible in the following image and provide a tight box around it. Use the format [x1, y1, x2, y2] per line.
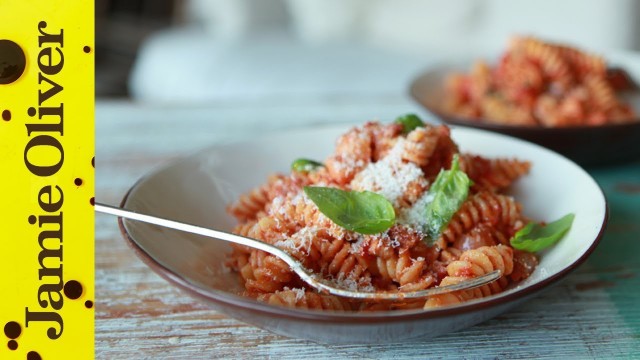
[280, 287, 306, 302]
[350, 139, 423, 207]
[398, 191, 434, 228]
[333, 271, 375, 292]
[330, 156, 365, 175]
[348, 235, 367, 254]
[268, 195, 287, 218]
[289, 191, 304, 206]
[274, 226, 319, 254]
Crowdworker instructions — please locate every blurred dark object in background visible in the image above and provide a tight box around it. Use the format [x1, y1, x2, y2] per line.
[96, 0, 183, 97]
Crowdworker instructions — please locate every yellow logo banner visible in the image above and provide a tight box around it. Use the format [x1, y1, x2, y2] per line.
[0, 1, 94, 358]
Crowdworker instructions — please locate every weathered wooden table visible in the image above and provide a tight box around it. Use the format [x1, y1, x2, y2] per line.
[96, 98, 639, 359]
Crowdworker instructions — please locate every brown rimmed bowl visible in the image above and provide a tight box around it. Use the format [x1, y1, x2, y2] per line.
[118, 124, 607, 344]
[409, 53, 640, 167]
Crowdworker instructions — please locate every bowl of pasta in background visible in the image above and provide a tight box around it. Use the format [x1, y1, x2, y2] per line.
[409, 50, 640, 167]
[118, 123, 607, 344]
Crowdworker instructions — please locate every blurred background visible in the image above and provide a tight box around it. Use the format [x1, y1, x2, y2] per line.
[96, 0, 640, 101]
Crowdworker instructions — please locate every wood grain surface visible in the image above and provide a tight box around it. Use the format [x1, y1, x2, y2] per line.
[96, 99, 640, 359]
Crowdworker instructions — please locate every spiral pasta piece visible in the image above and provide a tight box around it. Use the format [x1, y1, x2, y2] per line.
[447, 245, 514, 278]
[258, 289, 352, 311]
[515, 36, 572, 84]
[325, 125, 373, 184]
[459, 153, 531, 193]
[402, 126, 440, 168]
[423, 276, 511, 308]
[440, 191, 524, 245]
[317, 238, 370, 283]
[370, 252, 435, 290]
[584, 75, 617, 112]
[241, 250, 296, 294]
[420, 125, 459, 179]
[480, 95, 536, 126]
[227, 174, 286, 222]
[424, 245, 514, 308]
[559, 45, 606, 78]
[364, 121, 403, 161]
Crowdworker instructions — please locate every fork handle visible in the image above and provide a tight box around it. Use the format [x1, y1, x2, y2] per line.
[95, 202, 301, 270]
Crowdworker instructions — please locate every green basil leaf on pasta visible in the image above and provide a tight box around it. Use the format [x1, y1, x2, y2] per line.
[303, 186, 395, 235]
[510, 213, 575, 252]
[424, 154, 471, 241]
[395, 113, 425, 134]
[291, 158, 324, 173]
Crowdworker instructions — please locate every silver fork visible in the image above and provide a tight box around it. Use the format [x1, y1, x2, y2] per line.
[96, 202, 501, 300]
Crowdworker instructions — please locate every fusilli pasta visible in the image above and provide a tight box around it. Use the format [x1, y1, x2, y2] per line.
[442, 36, 636, 127]
[225, 120, 537, 310]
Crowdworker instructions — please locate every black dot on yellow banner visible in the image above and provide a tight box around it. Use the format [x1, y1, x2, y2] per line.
[74, 178, 83, 186]
[2, 109, 10, 121]
[28, 215, 36, 225]
[4, 321, 21, 339]
[0, 39, 26, 85]
[27, 107, 36, 117]
[63, 280, 83, 300]
[4, 322, 20, 351]
[83, 45, 91, 53]
[27, 351, 42, 360]
[90, 197, 95, 206]
[85, 300, 94, 309]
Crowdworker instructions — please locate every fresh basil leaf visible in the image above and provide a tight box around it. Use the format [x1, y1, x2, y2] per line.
[395, 114, 425, 134]
[291, 158, 323, 173]
[424, 154, 471, 241]
[510, 213, 575, 252]
[303, 186, 395, 235]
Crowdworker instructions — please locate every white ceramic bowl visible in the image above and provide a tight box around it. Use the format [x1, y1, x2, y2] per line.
[119, 124, 607, 344]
